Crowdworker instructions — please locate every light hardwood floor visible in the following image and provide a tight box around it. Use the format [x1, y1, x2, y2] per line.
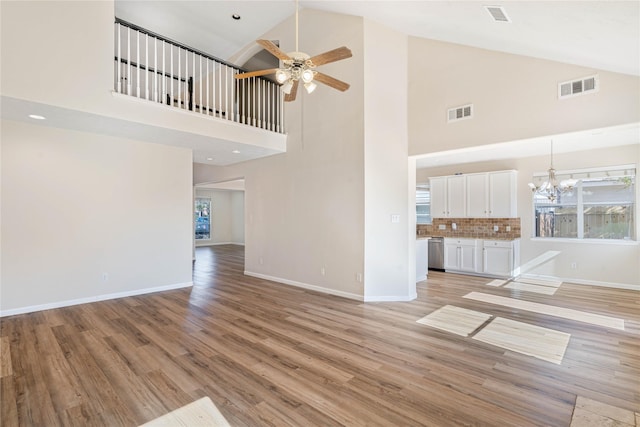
[1, 245, 639, 426]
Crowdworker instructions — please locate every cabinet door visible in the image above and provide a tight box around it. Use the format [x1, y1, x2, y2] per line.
[444, 242, 459, 270]
[447, 175, 466, 217]
[489, 171, 517, 217]
[482, 241, 513, 276]
[466, 174, 488, 217]
[430, 177, 448, 218]
[459, 244, 477, 272]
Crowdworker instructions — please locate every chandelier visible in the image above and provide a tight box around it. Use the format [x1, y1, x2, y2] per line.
[528, 140, 577, 202]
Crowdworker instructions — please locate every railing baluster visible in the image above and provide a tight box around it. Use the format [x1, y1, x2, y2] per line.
[153, 37, 158, 102]
[170, 44, 173, 105]
[177, 47, 181, 109]
[145, 33, 149, 100]
[136, 31, 140, 98]
[206, 58, 210, 116]
[116, 23, 121, 93]
[199, 55, 203, 114]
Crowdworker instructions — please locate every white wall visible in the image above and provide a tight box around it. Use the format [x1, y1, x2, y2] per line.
[194, 188, 245, 246]
[194, 9, 367, 300]
[362, 20, 413, 301]
[408, 37, 640, 156]
[231, 191, 245, 244]
[416, 143, 640, 288]
[1, 120, 194, 315]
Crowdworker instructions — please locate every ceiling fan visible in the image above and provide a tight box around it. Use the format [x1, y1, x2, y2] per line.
[234, 0, 352, 102]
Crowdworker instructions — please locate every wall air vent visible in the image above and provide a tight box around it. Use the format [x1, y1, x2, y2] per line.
[558, 75, 599, 99]
[484, 6, 511, 23]
[447, 104, 474, 123]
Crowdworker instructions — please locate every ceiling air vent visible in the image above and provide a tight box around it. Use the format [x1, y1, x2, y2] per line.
[558, 75, 599, 99]
[447, 104, 474, 123]
[484, 5, 511, 23]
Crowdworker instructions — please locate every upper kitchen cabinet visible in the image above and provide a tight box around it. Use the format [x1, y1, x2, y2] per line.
[430, 175, 466, 218]
[431, 170, 518, 219]
[466, 171, 517, 218]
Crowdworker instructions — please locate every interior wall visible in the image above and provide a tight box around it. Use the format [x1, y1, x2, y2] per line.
[416, 143, 640, 287]
[362, 20, 413, 301]
[231, 191, 245, 244]
[194, 9, 367, 300]
[1, 120, 194, 314]
[408, 37, 640, 156]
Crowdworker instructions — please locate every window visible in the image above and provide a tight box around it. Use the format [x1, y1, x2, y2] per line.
[533, 166, 635, 240]
[195, 198, 211, 240]
[416, 185, 431, 224]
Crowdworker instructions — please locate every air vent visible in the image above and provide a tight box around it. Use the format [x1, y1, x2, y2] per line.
[558, 75, 599, 99]
[484, 5, 511, 23]
[447, 104, 474, 123]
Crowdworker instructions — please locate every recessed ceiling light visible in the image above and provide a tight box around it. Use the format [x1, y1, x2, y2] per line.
[206, 157, 214, 161]
[232, 14, 241, 20]
[232, 150, 241, 154]
[28, 114, 46, 120]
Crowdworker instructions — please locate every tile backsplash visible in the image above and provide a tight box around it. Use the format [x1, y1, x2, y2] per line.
[417, 218, 521, 239]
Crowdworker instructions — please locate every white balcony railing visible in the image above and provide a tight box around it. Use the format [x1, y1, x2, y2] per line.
[114, 19, 284, 134]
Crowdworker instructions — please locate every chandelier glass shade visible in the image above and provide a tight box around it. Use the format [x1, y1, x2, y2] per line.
[528, 141, 577, 202]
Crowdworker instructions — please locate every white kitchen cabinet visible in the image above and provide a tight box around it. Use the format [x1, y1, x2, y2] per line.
[465, 173, 488, 217]
[429, 175, 466, 218]
[482, 239, 520, 277]
[430, 177, 448, 218]
[465, 171, 517, 218]
[488, 171, 517, 218]
[444, 238, 478, 272]
[447, 175, 466, 217]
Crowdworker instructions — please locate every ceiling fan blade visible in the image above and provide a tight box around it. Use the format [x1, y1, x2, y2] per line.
[235, 68, 279, 79]
[284, 80, 299, 102]
[257, 39, 292, 61]
[309, 46, 352, 66]
[314, 72, 350, 92]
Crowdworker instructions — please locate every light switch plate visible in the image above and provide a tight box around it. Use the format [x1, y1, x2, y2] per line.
[506, 226, 511, 232]
[391, 214, 400, 223]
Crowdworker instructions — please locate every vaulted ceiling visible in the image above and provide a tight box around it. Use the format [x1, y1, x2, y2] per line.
[115, 1, 639, 76]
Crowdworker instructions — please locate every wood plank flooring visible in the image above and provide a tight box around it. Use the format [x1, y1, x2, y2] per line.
[1, 244, 639, 426]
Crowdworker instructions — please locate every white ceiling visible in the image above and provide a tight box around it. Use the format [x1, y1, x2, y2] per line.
[116, 1, 640, 76]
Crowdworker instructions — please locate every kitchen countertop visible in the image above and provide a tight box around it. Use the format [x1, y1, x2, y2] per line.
[417, 235, 518, 241]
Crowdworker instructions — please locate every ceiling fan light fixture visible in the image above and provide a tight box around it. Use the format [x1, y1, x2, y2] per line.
[275, 69, 289, 84]
[282, 80, 294, 94]
[304, 81, 317, 94]
[301, 69, 315, 83]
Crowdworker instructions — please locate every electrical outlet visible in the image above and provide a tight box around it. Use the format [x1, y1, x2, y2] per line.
[102, 272, 109, 282]
[493, 225, 499, 231]
[506, 226, 511, 232]
[356, 273, 362, 282]
[438, 224, 446, 230]
[452, 223, 457, 230]
[259, 257, 264, 265]
[321, 267, 325, 276]
[570, 262, 577, 269]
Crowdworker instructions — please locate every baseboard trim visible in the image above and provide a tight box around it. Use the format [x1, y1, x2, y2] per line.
[364, 292, 417, 302]
[520, 273, 639, 291]
[0, 281, 193, 317]
[244, 271, 363, 301]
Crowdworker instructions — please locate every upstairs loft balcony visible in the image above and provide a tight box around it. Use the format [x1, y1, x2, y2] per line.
[114, 19, 285, 136]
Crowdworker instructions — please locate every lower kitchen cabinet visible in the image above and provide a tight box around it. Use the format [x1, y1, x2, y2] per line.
[444, 238, 478, 273]
[445, 238, 519, 278]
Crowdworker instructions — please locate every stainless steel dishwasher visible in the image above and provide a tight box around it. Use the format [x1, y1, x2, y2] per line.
[428, 237, 444, 271]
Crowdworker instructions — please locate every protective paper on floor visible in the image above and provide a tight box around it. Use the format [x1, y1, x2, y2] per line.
[416, 305, 492, 337]
[505, 281, 558, 295]
[473, 317, 570, 364]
